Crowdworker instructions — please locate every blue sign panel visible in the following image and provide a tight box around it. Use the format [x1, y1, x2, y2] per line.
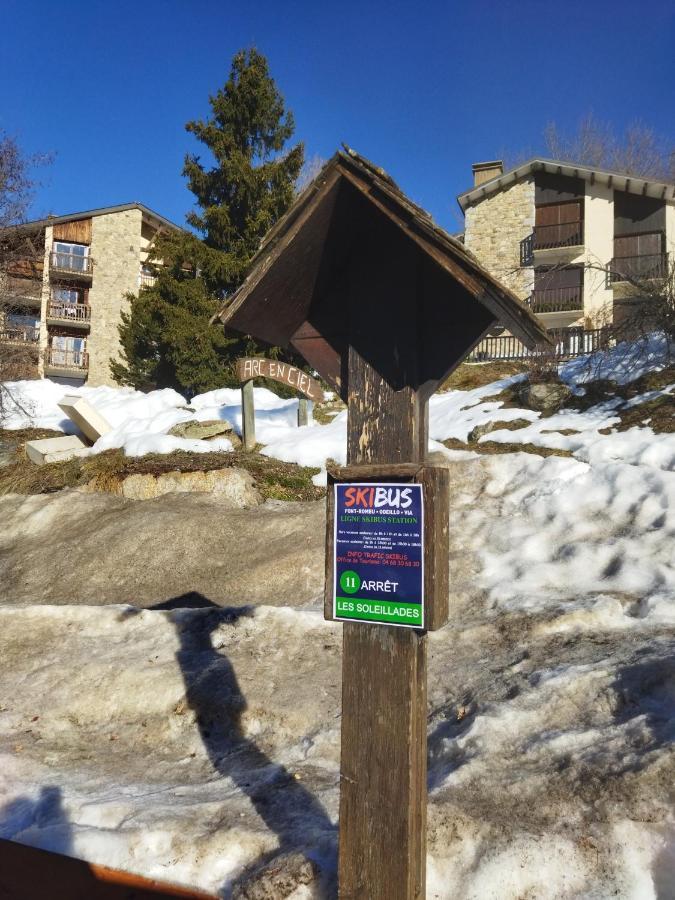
[333, 482, 424, 628]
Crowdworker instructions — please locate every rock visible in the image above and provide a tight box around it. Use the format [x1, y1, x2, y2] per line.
[232, 852, 319, 900]
[467, 421, 500, 443]
[219, 431, 242, 450]
[518, 380, 572, 414]
[114, 467, 259, 503]
[467, 418, 533, 443]
[169, 419, 234, 440]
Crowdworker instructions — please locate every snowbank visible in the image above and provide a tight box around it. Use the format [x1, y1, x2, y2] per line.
[560, 332, 671, 386]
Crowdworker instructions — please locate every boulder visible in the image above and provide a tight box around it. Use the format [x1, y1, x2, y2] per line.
[518, 381, 572, 414]
[169, 419, 234, 440]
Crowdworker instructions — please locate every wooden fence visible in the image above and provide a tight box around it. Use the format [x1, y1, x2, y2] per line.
[468, 327, 610, 362]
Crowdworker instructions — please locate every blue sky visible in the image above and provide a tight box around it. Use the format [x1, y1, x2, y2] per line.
[1, 0, 673, 234]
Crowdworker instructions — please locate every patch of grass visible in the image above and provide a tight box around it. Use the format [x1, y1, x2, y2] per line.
[614, 396, 674, 434]
[0, 427, 63, 444]
[0, 446, 325, 502]
[441, 361, 528, 392]
[442, 437, 573, 459]
[562, 365, 675, 433]
[312, 399, 345, 425]
[477, 384, 525, 409]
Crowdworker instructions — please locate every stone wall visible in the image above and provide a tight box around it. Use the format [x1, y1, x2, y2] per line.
[464, 176, 535, 300]
[87, 209, 143, 386]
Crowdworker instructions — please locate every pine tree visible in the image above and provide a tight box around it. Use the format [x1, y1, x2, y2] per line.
[112, 49, 304, 395]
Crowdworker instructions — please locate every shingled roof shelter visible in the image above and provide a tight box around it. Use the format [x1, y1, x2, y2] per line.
[216, 147, 550, 402]
[215, 149, 554, 900]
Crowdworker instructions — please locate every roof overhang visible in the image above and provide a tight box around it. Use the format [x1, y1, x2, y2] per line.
[8, 203, 181, 234]
[215, 148, 551, 398]
[457, 157, 675, 212]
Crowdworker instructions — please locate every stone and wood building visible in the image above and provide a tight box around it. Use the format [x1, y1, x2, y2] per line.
[0, 203, 178, 386]
[458, 159, 675, 359]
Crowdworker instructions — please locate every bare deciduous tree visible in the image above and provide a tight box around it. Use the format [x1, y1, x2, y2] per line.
[296, 153, 326, 193]
[543, 113, 674, 181]
[505, 113, 675, 182]
[0, 132, 49, 423]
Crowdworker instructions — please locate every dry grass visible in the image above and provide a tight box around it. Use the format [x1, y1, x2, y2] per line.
[443, 437, 573, 459]
[441, 361, 528, 392]
[312, 398, 346, 425]
[0, 441, 325, 502]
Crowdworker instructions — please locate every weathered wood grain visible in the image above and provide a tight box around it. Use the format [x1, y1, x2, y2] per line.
[336, 228, 428, 897]
[53, 218, 92, 245]
[240, 380, 255, 451]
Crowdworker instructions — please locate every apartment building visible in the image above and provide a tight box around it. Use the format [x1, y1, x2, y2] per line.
[0, 203, 178, 386]
[458, 159, 675, 355]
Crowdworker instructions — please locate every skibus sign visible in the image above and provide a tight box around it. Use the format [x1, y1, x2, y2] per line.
[333, 482, 424, 628]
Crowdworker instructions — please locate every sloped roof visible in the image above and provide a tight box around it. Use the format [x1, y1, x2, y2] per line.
[216, 147, 549, 355]
[16, 202, 181, 232]
[458, 157, 675, 211]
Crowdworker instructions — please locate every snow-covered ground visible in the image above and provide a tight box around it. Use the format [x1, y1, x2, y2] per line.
[1, 336, 674, 897]
[3, 337, 673, 479]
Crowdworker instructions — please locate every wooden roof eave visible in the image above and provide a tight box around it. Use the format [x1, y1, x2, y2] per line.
[217, 147, 551, 352]
[214, 162, 342, 331]
[336, 160, 550, 350]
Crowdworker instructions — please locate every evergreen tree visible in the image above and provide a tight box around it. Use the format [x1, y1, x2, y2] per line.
[112, 49, 304, 395]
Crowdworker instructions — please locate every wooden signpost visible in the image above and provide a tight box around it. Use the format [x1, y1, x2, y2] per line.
[217, 148, 550, 898]
[234, 357, 323, 450]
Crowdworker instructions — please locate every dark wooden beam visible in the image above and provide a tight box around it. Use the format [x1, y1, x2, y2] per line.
[338, 228, 428, 900]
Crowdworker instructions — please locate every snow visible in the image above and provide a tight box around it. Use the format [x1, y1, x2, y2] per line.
[560, 332, 671, 386]
[2, 335, 675, 896]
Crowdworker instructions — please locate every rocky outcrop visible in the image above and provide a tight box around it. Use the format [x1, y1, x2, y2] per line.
[169, 419, 235, 440]
[518, 380, 572, 414]
[87, 467, 261, 503]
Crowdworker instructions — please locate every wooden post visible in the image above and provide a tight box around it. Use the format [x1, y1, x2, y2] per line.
[338, 244, 428, 900]
[241, 379, 255, 451]
[297, 397, 309, 427]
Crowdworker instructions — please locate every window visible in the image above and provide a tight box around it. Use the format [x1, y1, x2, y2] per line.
[53, 287, 81, 305]
[7, 312, 39, 330]
[51, 334, 85, 365]
[53, 242, 89, 272]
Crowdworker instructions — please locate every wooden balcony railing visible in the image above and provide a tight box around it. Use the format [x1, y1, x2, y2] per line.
[0, 326, 40, 344]
[3, 275, 42, 306]
[520, 222, 583, 264]
[46, 348, 89, 370]
[607, 252, 669, 285]
[468, 327, 610, 362]
[528, 286, 583, 314]
[139, 271, 156, 288]
[534, 221, 584, 250]
[49, 251, 94, 277]
[47, 302, 91, 322]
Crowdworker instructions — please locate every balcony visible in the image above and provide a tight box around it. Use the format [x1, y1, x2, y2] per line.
[607, 252, 669, 286]
[0, 325, 40, 344]
[44, 347, 89, 379]
[46, 302, 91, 330]
[520, 221, 584, 266]
[528, 285, 583, 315]
[2, 275, 42, 308]
[49, 251, 94, 281]
[139, 271, 156, 289]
